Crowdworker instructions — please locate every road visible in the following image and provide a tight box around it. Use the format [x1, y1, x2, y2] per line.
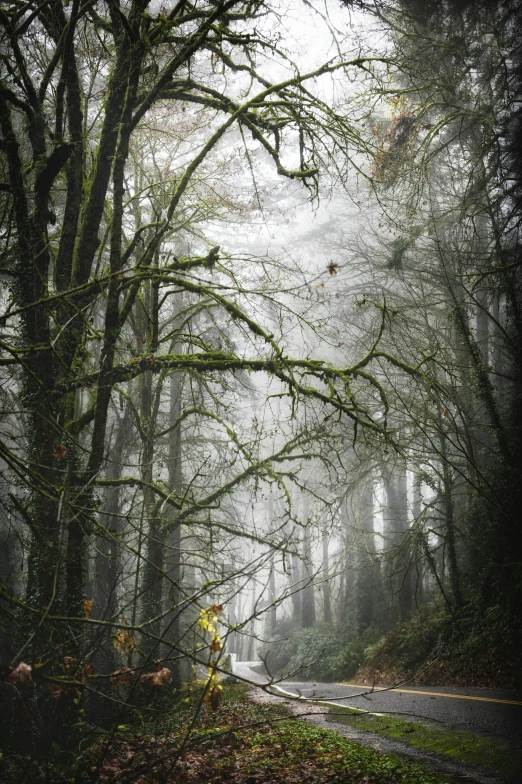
[234, 661, 522, 747]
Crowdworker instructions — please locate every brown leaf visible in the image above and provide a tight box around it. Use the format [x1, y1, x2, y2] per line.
[139, 667, 172, 688]
[47, 683, 71, 699]
[113, 629, 135, 653]
[110, 666, 134, 686]
[84, 599, 93, 619]
[204, 684, 222, 711]
[326, 261, 339, 275]
[54, 444, 68, 459]
[9, 661, 32, 685]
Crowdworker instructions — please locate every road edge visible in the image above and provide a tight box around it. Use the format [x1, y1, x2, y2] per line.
[247, 685, 512, 784]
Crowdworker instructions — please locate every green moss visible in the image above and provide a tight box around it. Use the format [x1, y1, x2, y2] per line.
[330, 705, 521, 780]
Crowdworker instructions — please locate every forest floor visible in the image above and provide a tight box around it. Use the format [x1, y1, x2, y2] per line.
[90, 683, 451, 784]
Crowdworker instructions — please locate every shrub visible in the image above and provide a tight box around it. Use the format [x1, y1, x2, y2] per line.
[259, 622, 366, 682]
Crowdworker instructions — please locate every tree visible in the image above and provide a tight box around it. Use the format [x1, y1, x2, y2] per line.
[322, 0, 522, 676]
[2, 0, 428, 772]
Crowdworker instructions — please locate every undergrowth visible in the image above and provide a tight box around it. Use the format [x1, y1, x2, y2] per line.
[329, 705, 522, 782]
[105, 682, 448, 784]
[258, 603, 522, 689]
[0, 681, 454, 783]
[355, 602, 522, 688]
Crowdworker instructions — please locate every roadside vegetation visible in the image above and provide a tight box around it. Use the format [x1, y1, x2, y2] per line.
[260, 603, 521, 689]
[330, 704, 522, 783]
[83, 683, 450, 784]
[354, 605, 521, 690]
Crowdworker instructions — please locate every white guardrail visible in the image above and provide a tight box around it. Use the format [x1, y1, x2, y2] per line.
[228, 653, 237, 675]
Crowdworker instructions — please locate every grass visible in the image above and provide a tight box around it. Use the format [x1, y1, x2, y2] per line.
[2, 681, 476, 782]
[329, 703, 521, 782]
[85, 682, 451, 783]
[176, 682, 452, 783]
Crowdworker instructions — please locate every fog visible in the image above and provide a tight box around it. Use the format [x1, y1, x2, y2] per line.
[1, 0, 520, 776]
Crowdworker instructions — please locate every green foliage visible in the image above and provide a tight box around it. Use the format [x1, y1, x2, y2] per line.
[242, 719, 447, 784]
[260, 621, 366, 681]
[332, 704, 522, 782]
[387, 236, 411, 270]
[149, 682, 448, 784]
[357, 601, 522, 689]
[0, 681, 448, 783]
[363, 635, 386, 662]
[369, 608, 446, 671]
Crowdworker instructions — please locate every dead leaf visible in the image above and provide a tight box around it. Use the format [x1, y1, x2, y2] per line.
[326, 261, 339, 275]
[47, 683, 73, 700]
[9, 661, 32, 685]
[54, 444, 68, 459]
[204, 684, 222, 711]
[114, 629, 135, 653]
[110, 667, 134, 686]
[139, 667, 172, 688]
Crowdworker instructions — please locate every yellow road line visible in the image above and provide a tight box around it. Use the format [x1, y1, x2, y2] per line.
[342, 684, 522, 706]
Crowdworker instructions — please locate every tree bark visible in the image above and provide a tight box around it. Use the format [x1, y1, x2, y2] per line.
[383, 461, 413, 621]
[355, 480, 379, 633]
[301, 493, 315, 628]
[322, 530, 333, 624]
[163, 368, 183, 687]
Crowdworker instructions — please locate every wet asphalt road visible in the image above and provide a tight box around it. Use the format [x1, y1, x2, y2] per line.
[234, 662, 522, 747]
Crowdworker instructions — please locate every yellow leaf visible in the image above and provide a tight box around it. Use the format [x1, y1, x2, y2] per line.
[113, 629, 135, 653]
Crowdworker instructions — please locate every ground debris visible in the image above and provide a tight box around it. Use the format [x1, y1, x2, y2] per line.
[89, 684, 446, 784]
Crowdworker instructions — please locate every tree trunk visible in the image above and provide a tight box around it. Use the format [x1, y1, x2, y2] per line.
[138, 278, 165, 661]
[437, 424, 463, 608]
[383, 461, 413, 621]
[339, 496, 355, 625]
[301, 493, 315, 628]
[322, 530, 333, 624]
[246, 585, 256, 661]
[163, 369, 183, 687]
[268, 550, 277, 635]
[289, 524, 302, 625]
[355, 480, 379, 633]
[412, 474, 425, 604]
[93, 407, 131, 675]
[0, 466, 18, 667]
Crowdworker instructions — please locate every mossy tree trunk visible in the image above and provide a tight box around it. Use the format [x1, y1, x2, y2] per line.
[163, 367, 183, 688]
[355, 480, 382, 634]
[383, 461, 413, 622]
[301, 493, 316, 629]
